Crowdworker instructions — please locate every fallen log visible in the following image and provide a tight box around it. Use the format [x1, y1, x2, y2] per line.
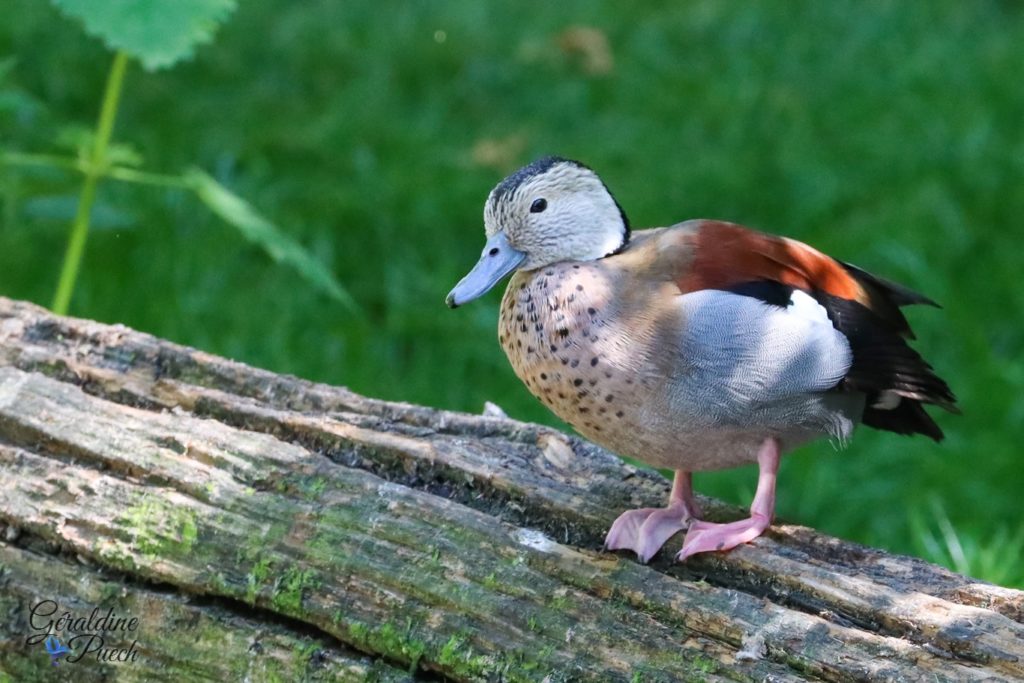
[0, 296, 1020, 681]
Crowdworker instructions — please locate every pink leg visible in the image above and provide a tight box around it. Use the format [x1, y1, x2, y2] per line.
[605, 470, 702, 563]
[677, 437, 780, 562]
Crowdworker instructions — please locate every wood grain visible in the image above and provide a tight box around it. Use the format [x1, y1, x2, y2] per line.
[0, 297, 1020, 681]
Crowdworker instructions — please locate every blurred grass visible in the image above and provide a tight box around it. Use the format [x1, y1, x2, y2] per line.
[2, 1, 1023, 584]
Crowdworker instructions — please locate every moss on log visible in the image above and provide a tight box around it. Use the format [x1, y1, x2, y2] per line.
[0, 296, 1021, 681]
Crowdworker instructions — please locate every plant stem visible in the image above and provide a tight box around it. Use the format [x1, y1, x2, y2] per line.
[1, 152, 80, 173]
[51, 50, 129, 315]
[3, 152, 192, 189]
[105, 165, 193, 189]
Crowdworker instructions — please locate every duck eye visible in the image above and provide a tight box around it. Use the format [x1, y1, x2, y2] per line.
[488, 247, 500, 256]
[530, 198, 547, 213]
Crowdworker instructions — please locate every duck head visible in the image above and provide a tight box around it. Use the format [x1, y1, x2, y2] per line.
[446, 156, 630, 308]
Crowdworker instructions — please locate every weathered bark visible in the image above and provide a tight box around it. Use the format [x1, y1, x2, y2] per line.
[0, 296, 1020, 682]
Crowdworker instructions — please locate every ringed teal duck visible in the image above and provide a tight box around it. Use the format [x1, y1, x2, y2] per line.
[446, 156, 957, 562]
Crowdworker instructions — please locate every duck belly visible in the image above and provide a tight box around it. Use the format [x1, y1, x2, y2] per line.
[582, 388, 864, 471]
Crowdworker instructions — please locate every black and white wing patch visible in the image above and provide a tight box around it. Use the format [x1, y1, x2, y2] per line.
[725, 278, 957, 441]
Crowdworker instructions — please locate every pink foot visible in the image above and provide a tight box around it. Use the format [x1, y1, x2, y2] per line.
[605, 504, 692, 563]
[676, 437, 781, 562]
[676, 514, 771, 561]
[604, 471, 701, 563]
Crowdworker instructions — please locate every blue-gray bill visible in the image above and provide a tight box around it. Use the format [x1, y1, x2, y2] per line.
[446, 232, 526, 308]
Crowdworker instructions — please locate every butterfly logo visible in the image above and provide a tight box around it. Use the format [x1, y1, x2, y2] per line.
[44, 634, 71, 665]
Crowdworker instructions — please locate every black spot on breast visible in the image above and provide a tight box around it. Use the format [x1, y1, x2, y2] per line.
[516, 314, 524, 322]
[540, 373, 547, 380]
[550, 344, 558, 353]
[605, 394, 614, 402]
[615, 410, 624, 418]
[570, 359, 579, 368]
[590, 357, 599, 367]
[573, 378, 583, 387]
[557, 328, 569, 338]
[587, 307, 596, 316]
[576, 285, 584, 292]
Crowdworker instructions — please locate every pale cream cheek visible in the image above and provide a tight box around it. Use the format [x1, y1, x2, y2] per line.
[515, 209, 618, 269]
[519, 245, 562, 270]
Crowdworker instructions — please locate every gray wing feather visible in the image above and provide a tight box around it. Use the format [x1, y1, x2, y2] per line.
[675, 290, 853, 426]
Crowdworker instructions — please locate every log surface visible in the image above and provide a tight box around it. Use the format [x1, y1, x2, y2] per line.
[0, 296, 1020, 682]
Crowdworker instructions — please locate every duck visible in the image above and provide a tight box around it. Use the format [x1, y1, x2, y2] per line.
[446, 156, 957, 563]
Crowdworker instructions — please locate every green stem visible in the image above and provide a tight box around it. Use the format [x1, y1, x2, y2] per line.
[3, 152, 192, 190]
[105, 165, 193, 189]
[51, 50, 129, 315]
[1, 152, 81, 173]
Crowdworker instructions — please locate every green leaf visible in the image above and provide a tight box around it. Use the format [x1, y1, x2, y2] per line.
[50, 0, 237, 71]
[55, 124, 94, 156]
[103, 142, 144, 168]
[57, 125, 144, 168]
[187, 170, 358, 312]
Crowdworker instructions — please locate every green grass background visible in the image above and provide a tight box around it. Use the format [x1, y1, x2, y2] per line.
[2, 1, 1023, 584]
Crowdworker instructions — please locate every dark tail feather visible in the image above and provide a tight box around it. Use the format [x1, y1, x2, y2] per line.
[841, 261, 938, 308]
[862, 397, 945, 442]
[815, 273, 958, 440]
